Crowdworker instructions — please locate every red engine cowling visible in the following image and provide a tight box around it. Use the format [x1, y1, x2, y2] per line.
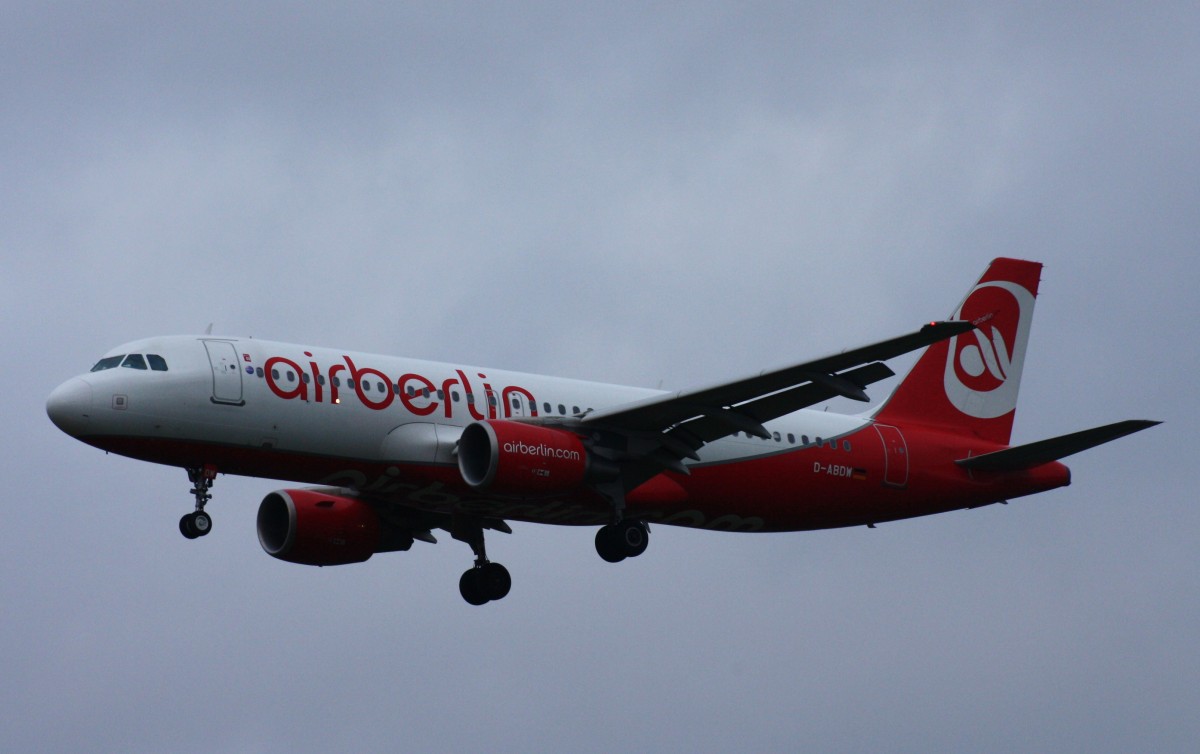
[257, 489, 405, 566]
[457, 420, 588, 494]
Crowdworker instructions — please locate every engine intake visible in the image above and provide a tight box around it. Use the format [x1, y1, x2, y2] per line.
[458, 420, 588, 494]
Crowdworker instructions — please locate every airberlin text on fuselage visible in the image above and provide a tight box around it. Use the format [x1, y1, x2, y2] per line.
[262, 352, 537, 421]
[504, 441, 581, 461]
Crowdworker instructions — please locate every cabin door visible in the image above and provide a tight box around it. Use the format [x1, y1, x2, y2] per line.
[203, 340, 244, 405]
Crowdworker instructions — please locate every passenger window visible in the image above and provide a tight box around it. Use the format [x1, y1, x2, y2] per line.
[801, 435, 809, 445]
[787, 433, 795, 444]
[773, 432, 781, 442]
[317, 375, 325, 386]
[437, 389, 444, 400]
[558, 404, 566, 415]
[380, 382, 387, 393]
[146, 354, 168, 371]
[91, 355, 125, 372]
[121, 354, 148, 370]
[843, 441, 852, 452]
[256, 367, 264, 378]
[452, 391, 460, 402]
[271, 368, 280, 380]
[511, 398, 520, 409]
[543, 402, 551, 414]
[572, 406, 580, 415]
[301, 373, 310, 384]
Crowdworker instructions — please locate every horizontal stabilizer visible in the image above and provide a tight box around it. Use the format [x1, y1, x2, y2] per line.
[956, 420, 1160, 472]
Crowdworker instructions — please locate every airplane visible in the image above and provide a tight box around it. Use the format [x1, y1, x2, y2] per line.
[46, 258, 1158, 605]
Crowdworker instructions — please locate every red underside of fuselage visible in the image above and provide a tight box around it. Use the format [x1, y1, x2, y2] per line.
[80, 428, 1071, 533]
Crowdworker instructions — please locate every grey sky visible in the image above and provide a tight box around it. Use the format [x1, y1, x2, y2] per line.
[3, 3, 1196, 752]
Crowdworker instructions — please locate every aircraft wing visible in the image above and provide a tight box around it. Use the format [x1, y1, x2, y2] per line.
[578, 320, 972, 468]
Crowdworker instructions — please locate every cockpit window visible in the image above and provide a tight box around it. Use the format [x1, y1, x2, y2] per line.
[89, 352, 168, 372]
[91, 355, 125, 372]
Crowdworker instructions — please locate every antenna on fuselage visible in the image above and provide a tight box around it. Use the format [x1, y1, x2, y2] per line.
[204, 323, 214, 335]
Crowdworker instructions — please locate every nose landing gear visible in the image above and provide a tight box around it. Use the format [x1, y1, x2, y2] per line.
[179, 465, 217, 539]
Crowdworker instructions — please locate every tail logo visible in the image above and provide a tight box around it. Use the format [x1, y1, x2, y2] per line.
[943, 281, 1035, 419]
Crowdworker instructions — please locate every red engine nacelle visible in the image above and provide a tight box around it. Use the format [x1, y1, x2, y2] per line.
[257, 489, 411, 566]
[457, 420, 589, 495]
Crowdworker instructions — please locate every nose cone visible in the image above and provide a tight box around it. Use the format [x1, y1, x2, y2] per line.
[47, 377, 93, 437]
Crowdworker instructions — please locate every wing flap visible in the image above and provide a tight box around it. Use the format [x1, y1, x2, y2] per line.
[664, 361, 896, 447]
[956, 419, 1160, 472]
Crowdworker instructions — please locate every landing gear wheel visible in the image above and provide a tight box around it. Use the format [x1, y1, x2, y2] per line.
[595, 525, 627, 563]
[179, 511, 213, 539]
[596, 520, 649, 562]
[459, 562, 512, 605]
[481, 562, 511, 601]
[191, 510, 212, 537]
[616, 520, 648, 557]
[459, 568, 490, 605]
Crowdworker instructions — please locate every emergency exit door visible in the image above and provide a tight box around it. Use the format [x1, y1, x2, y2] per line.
[874, 424, 909, 488]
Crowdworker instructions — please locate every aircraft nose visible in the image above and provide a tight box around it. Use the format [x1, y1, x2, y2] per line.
[47, 377, 93, 436]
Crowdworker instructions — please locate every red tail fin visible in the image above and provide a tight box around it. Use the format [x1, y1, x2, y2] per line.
[873, 258, 1043, 444]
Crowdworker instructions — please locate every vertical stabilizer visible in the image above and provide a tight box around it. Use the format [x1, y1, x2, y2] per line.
[873, 258, 1043, 444]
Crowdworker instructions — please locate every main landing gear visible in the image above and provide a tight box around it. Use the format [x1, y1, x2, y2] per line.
[453, 518, 511, 606]
[594, 519, 650, 563]
[179, 465, 217, 539]
[593, 481, 650, 563]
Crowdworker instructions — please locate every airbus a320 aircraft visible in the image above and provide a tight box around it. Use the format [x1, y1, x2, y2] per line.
[47, 259, 1157, 604]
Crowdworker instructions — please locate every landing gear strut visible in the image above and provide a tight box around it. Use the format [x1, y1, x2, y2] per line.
[179, 465, 217, 539]
[452, 517, 511, 606]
